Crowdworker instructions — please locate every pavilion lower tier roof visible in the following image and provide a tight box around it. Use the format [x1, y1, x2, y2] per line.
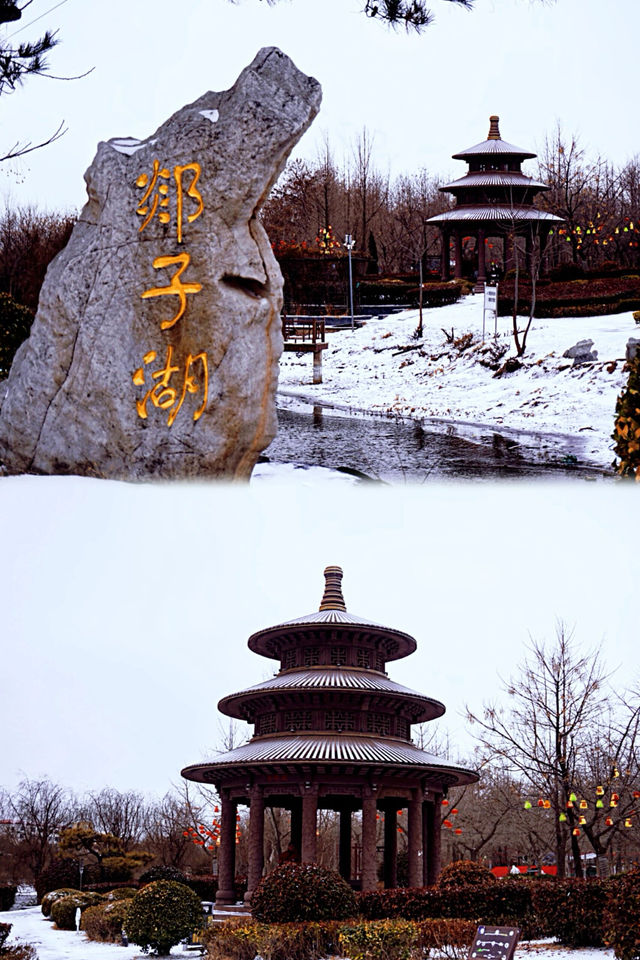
[427, 206, 564, 225]
[181, 733, 477, 787]
[218, 667, 445, 723]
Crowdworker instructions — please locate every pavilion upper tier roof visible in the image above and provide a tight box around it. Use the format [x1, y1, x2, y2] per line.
[218, 666, 446, 723]
[248, 566, 417, 662]
[452, 115, 535, 160]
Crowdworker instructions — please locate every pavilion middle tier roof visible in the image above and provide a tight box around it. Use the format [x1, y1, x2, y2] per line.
[440, 171, 549, 192]
[218, 666, 445, 723]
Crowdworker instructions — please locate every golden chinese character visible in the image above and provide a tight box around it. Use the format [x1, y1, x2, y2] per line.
[135, 160, 203, 242]
[140, 253, 202, 329]
[175, 163, 204, 243]
[132, 346, 208, 427]
[135, 160, 171, 232]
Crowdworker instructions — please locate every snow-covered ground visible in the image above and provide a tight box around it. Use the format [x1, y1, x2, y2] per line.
[278, 297, 638, 469]
[0, 904, 616, 960]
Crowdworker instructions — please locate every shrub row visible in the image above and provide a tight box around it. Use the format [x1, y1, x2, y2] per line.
[357, 279, 461, 308]
[81, 900, 131, 943]
[50, 891, 105, 930]
[203, 918, 475, 960]
[0, 887, 16, 912]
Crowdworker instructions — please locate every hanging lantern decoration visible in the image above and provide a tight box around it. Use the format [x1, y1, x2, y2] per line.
[596, 800, 604, 809]
[537, 799, 545, 807]
[442, 799, 449, 806]
[569, 793, 578, 803]
[596, 786, 604, 796]
[633, 791, 640, 800]
[573, 828, 581, 836]
[524, 801, 532, 810]
[451, 808, 459, 815]
[625, 818, 632, 828]
[455, 828, 463, 835]
[567, 800, 574, 809]
[605, 817, 614, 826]
[614, 768, 620, 778]
[579, 816, 587, 825]
[543, 800, 551, 809]
[559, 813, 567, 822]
[443, 819, 453, 828]
[579, 800, 588, 810]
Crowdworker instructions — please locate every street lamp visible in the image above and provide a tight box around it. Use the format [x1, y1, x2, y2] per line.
[344, 234, 356, 332]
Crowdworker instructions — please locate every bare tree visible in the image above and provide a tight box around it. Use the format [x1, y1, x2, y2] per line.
[466, 625, 640, 877]
[3, 777, 74, 879]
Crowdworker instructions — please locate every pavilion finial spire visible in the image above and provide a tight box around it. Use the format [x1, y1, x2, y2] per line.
[487, 115, 501, 140]
[319, 565, 346, 611]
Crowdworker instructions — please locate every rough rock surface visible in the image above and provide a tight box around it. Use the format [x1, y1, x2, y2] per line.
[0, 48, 321, 479]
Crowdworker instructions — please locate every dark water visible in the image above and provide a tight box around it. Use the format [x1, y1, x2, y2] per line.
[264, 398, 609, 483]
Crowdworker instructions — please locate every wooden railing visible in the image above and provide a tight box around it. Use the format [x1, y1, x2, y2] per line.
[282, 318, 326, 343]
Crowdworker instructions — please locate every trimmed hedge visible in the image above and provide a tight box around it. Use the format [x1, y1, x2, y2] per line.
[437, 861, 496, 888]
[50, 892, 105, 930]
[0, 886, 16, 912]
[203, 918, 476, 960]
[81, 900, 130, 943]
[604, 871, 640, 960]
[41, 888, 82, 917]
[531, 879, 610, 947]
[251, 863, 358, 924]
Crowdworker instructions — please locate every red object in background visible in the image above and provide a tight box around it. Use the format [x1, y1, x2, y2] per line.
[491, 865, 557, 877]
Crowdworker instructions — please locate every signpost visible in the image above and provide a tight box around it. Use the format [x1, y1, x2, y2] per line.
[483, 284, 499, 342]
[468, 925, 520, 960]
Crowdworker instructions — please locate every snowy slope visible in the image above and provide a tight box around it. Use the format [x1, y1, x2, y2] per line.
[278, 297, 638, 468]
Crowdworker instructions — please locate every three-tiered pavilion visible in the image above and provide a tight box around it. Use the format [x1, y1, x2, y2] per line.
[182, 566, 478, 904]
[427, 116, 563, 285]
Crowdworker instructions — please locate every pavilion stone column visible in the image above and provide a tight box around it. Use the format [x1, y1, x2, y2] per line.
[408, 793, 423, 888]
[361, 785, 378, 892]
[291, 798, 302, 858]
[245, 785, 264, 903]
[301, 784, 318, 863]
[216, 793, 237, 905]
[383, 805, 398, 889]
[440, 230, 451, 281]
[477, 228, 487, 284]
[454, 231, 463, 280]
[339, 807, 352, 881]
[423, 793, 442, 886]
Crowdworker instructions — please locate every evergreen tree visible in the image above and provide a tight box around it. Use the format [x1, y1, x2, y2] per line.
[612, 356, 640, 480]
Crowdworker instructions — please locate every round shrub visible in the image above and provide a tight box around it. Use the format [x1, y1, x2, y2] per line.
[50, 892, 105, 930]
[138, 865, 188, 888]
[105, 886, 137, 900]
[437, 860, 496, 888]
[125, 880, 203, 956]
[41, 888, 82, 917]
[81, 900, 131, 943]
[605, 871, 640, 960]
[251, 863, 358, 923]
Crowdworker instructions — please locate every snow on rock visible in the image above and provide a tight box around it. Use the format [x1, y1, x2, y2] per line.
[278, 297, 636, 468]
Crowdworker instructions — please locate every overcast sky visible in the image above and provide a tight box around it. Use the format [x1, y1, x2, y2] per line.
[1, 0, 639, 213]
[1, 476, 638, 799]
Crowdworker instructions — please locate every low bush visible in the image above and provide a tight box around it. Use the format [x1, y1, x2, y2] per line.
[251, 863, 357, 924]
[0, 887, 16, 912]
[105, 886, 137, 900]
[604, 871, 640, 960]
[416, 918, 477, 957]
[125, 879, 203, 956]
[437, 861, 496, 888]
[203, 919, 344, 960]
[40, 887, 82, 917]
[339, 919, 419, 960]
[0, 924, 37, 960]
[50, 891, 105, 930]
[81, 899, 130, 943]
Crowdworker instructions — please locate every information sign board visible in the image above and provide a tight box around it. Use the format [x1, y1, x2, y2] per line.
[468, 925, 520, 960]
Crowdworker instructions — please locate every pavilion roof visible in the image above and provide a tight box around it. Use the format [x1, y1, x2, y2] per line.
[441, 171, 549, 192]
[427, 206, 563, 225]
[452, 115, 536, 160]
[218, 666, 445, 723]
[182, 733, 477, 784]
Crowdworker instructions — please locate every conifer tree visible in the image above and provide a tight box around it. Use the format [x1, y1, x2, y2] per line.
[612, 356, 640, 480]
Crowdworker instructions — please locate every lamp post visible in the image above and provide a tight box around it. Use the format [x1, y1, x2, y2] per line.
[344, 234, 356, 332]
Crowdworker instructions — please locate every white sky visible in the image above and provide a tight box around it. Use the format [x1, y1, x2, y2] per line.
[1, 476, 638, 799]
[1, 0, 639, 213]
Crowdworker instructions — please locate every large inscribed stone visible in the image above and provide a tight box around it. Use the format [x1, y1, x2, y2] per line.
[0, 48, 321, 479]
